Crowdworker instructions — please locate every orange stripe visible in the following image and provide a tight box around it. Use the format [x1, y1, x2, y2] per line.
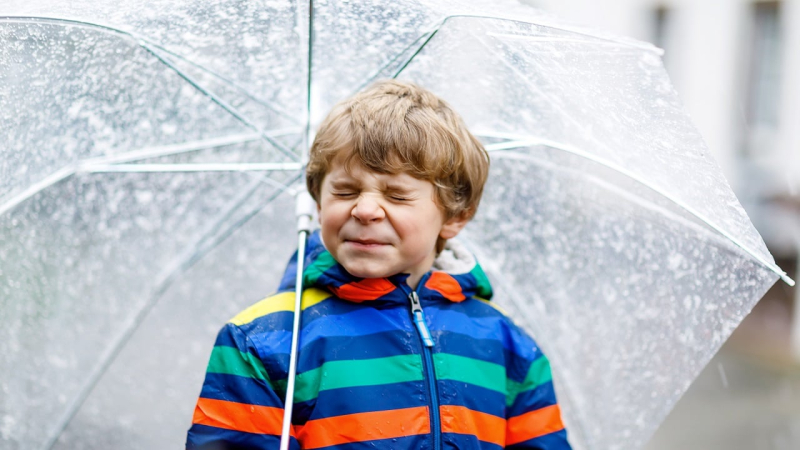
[439, 405, 506, 446]
[506, 404, 565, 445]
[330, 278, 396, 302]
[424, 272, 466, 302]
[192, 397, 292, 436]
[296, 406, 430, 449]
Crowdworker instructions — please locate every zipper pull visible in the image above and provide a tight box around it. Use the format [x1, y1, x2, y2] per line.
[408, 291, 434, 347]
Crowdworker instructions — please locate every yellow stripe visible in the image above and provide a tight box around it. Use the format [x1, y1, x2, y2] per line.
[477, 297, 510, 316]
[230, 288, 332, 325]
[302, 288, 331, 309]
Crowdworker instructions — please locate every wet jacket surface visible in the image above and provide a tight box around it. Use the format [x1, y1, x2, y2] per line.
[186, 231, 571, 449]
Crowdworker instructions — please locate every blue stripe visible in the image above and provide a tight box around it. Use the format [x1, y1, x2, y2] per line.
[433, 331, 537, 384]
[311, 434, 429, 450]
[186, 423, 300, 449]
[213, 323, 251, 350]
[237, 310, 294, 336]
[508, 380, 559, 417]
[424, 297, 505, 319]
[295, 330, 417, 373]
[507, 429, 571, 450]
[301, 296, 366, 323]
[245, 305, 415, 362]
[248, 329, 292, 361]
[300, 305, 413, 343]
[435, 331, 507, 364]
[199, 372, 282, 408]
[293, 380, 427, 422]
[442, 432, 504, 450]
[425, 308, 526, 352]
[437, 379, 506, 417]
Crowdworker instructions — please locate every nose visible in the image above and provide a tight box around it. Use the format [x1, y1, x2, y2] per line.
[351, 195, 385, 223]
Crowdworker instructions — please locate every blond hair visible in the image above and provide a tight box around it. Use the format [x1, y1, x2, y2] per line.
[307, 80, 489, 250]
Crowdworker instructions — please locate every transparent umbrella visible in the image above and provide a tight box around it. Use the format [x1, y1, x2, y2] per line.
[0, 1, 793, 449]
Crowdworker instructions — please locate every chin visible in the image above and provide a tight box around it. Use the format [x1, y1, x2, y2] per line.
[340, 263, 392, 280]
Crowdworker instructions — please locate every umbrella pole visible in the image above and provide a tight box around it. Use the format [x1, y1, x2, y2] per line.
[280, 191, 315, 450]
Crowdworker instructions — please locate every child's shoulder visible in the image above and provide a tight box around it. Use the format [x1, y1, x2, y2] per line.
[459, 297, 547, 356]
[228, 287, 333, 328]
[455, 295, 520, 326]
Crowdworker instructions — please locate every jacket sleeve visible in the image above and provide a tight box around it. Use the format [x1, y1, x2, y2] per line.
[186, 322, 298, 450]
[504, 323, 572, 450]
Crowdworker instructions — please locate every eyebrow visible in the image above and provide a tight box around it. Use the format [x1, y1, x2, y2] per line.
[383, 184, 414, 193]
[328, 179, 360, 189]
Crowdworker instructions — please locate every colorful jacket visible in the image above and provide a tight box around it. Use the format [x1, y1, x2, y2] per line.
[187, 231, 571, 450]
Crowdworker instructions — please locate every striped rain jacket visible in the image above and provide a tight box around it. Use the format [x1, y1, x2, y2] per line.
[187, 231, 571, 449]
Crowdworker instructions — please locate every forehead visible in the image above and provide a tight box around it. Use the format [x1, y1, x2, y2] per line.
[324, 157, 427, 188]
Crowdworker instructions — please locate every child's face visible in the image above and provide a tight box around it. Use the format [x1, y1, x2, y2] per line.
[318, 156, 468, 288]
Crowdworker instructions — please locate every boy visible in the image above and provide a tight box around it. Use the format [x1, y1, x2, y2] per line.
[186, 80, 571, 449]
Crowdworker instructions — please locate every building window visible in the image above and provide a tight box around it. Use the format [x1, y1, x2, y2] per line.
[651, 5, 672, 69]
[746, 1, 783, 130]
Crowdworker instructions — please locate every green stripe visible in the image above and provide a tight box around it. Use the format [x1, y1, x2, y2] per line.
[302, 250, 338, 286]
[506, 355, 552, 407]
[276, 354, 423, 403]
[470, 264, 493, 299]
[433, 353, 506, 394]
[207, 345, 270, 381]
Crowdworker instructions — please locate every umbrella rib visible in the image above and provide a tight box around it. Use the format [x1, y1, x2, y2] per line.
[484, 32, 664, 53]
[77, 129, 301, 167]
[138, 41, 299, 161]
[355, 11, 659, 93]
[136, 40, 303, 125]
[80, 162, 303, 173]
[0, 135, 301, 217]
[482, 136, 795, 286]
[0, 166, 75, 216]
[78, 132, 264, 165]
[471, 31, 617, 158]
[352, 30, 435, 94]
[0, 16, 302, 126]
[0, 16, 300, 161]
[301, 0, 314, 164]
[437, 14, 660, 53]
[40, 172, 302, 450]
[390, 27, 441, 79]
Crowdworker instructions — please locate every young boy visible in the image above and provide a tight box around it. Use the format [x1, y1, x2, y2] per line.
[186, 80, 571, 449]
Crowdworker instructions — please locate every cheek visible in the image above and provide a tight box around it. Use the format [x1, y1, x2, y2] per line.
[318, 203, 350, 237]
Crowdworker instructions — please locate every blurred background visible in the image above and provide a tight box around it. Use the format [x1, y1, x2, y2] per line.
[523, 0, 800, 448]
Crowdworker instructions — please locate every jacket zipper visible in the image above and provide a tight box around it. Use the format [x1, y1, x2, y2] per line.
[404, 281, 441, 450]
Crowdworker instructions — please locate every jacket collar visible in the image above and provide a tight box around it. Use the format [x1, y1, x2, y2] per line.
[278, 230, 493, 305]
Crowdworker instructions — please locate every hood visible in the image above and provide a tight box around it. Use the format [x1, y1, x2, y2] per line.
[277, 230, 493, 305]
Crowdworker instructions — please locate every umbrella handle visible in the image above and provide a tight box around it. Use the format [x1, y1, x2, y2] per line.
[279, 191, 316, 450]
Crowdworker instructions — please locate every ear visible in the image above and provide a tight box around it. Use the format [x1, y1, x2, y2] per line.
[439, 213, 470, 240]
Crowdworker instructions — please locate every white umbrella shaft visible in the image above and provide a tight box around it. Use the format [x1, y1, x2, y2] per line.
[280, 191, 316, 449]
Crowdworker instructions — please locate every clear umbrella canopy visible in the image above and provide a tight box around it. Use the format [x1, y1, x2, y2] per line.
[0, 1, 791, 449]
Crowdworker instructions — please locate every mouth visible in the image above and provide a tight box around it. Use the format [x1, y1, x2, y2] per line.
[345, 239, 388, 248]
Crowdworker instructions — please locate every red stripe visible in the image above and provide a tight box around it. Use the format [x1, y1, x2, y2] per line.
[439, 405, 506, 446]
[424, 272, 466, 302]
[296, 406, 430, 449]
[330, 278, 396, 302]
[192, 397, 292, 436]
[506, 404, 565, 445]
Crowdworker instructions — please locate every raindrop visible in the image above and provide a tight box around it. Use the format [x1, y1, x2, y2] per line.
[15, 26, 30, 41]
[717, 363, 728, 389]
